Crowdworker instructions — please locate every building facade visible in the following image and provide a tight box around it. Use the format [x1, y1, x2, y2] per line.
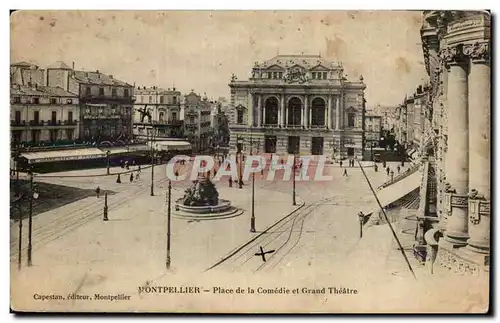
[228, 54, 366, 159]
[132, 86, 183, 139]
[11, 61, 135, 143]
[10, 83, 80, 144]
[418, 11, 490, 275]
[364, 115, 382, 144]
[183, 91, 213, 152]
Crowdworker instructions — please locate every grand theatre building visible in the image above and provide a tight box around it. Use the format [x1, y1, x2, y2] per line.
[228, 55, 366, 159]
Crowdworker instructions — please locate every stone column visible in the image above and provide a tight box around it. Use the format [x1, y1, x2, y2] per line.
[327, 95, 332, 128]
[465, 42, 490, 254]
[335, 95, 341, 130]
[441, 46, 469, 246]
[285, 104, 288, 126]
[262, 102, 267, 126]
[257, 94, 262, 127]
[280, 94, 285, 127]
[248, 92, 253, 127]
[302, 96, 307, 128]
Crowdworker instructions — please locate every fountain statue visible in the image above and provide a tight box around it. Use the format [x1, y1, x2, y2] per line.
[181, 176, 219, 206]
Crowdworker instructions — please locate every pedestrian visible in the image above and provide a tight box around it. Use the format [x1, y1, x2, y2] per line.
[130, 173, 134, 183]
[261, 168, 264, 176]
[343, 168, 348, 177]
[383, 160, 387, 168]
[126, 161, 129, 170]
[95, 186, 101, 198]
[397, 166, 401, 174]
[229, 177, 233, 188]
[138, 165, 141, 173]
[390, 170, 394, 181]
[120, 160, 124, 169]
[374, 164, 378, 172]
[339, 160, 343, 168]
[402, 160, 405, 167]
[386, 167, 390, 176]
[116, 174, 121, 183]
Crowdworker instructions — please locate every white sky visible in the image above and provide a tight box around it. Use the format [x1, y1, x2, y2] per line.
[11, 10, 428, 106]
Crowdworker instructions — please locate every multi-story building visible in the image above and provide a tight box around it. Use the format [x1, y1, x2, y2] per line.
[364, 114, 382, 145]
[10, 61, 135, 142]
[132, 86, 183, 139]
[416, 10, 490, 276]
[183, 91, 213, 152]
[10, 83, 80, 144]
[228, 54, 366, 159]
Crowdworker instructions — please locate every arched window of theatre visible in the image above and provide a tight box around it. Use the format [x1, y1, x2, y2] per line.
[348, 111, 356, 127]
[159, 112, 165, 122]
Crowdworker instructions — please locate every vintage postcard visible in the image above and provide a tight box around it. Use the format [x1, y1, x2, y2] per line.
[9, 10, 490, 313]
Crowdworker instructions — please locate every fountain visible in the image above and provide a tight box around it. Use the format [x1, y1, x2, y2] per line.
[173, 175, 242, 220]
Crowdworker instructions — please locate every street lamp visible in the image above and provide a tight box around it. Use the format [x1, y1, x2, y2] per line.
[166, 180, 172, 269]
[250, 133, 256, 233]
[358, 211, 365, 238]
[292, 154, 297, 206]
[106, 150, 111, 175]
[27, 170, 39, 266]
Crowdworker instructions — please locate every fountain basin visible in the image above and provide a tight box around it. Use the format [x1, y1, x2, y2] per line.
[175, 198, 232, 214]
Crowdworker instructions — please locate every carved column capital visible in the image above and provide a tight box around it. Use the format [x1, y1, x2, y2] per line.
[439, 46, 467, 66]
[463, 42, 490, 63]
[468, 189, 490, 225]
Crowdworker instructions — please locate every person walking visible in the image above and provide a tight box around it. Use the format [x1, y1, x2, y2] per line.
[95, 186, 101, 198]
[339, 160, 343, 168]
[374, 164, 378, 172]
[138, 164, 141, 173]
[390, 170, 394, 181]
[343, 168, 348, 177]
[229, 177, 233, 188]
[120, 160, 124, 169]
[397, 165, 401, 174]
[116, 174, 122, 183]
[129, 173, 134, 183]
[386, 167, 390, 176]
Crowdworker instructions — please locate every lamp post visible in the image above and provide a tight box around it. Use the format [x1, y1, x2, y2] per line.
[16, 197, 23, 271]
[166, 180, 172, 269]
[106, 150, 111, 175]
[358, 211, 364, 238]
[292, 154, 297, 206]
[27, 171, 39, 266]
[250, 132, 256, 233]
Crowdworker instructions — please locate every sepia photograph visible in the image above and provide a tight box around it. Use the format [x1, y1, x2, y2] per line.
[9, 9, 491, 313]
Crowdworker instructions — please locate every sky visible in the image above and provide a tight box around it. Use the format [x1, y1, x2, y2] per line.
[10, 10, 428, 107]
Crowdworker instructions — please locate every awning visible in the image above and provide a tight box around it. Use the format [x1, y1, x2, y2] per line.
[362, 170, 421, 216]
[127, 144, 150, 152]
[21, 148, 106, 164]
[155, 141, 192, 152]
[104, 147, 130, 155]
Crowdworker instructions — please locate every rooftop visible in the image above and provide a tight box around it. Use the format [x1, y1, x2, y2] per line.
[72, 70, 132, 87]
[11, 84, 77, 97]
[254, 54, 341, 69]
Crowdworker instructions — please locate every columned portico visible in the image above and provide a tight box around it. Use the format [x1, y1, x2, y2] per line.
[443, 46, 469, 246]
[257, 94, 262, 127]
[465, 42, 490, 254]
[335, 95, 341, 130]
[280, 94, 285, 127]
[327, 96, 332, 129]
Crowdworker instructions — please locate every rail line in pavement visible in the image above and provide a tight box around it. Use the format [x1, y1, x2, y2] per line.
[205, 197, 332, 272]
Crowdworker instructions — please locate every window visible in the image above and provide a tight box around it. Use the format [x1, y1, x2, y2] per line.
[172, 112, 177, 121]
[279, 72, 283, 79]
[111, 88, 117, 97]
[66, 129, 74, 140]
[31, 130, 40, 142]
[50, 129, 58, 142]
[237, 110, 244, 124]
[13, 97, 21, 104]
[33, 97, 40, 104]
[51, 111, 57, 123]
[160, 96, 164, 104]
[124, 89, 129, 97]
[149, 96, 152, 103]
[34, 111, 40, 123]
[348, 112, 355, 127]
[68, 111, 73, 122]
[323, 72, 328, 80]
[15, 111, 21, 124]
[86, 87, 91, 96]
[173, 96, 177, 104]
[99, 88, 105, 96]
[312, 72, 316, 79]
[159, 112, 164, 122]
[50, 98, 57, 104]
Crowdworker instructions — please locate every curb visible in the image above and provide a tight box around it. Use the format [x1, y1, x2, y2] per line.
[204, 198, 306, 272]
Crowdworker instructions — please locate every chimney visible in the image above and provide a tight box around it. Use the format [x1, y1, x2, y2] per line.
[96, 69, 100, 74]
[72, 61, 75, 69]
[173, 87, 176, 91]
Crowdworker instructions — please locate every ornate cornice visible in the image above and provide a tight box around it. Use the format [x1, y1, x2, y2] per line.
[439, 45, 467, 66]
[463, 42, 490, 62]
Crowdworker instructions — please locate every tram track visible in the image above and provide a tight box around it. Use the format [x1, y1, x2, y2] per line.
[10, 175, 176, 260]
[205, 197, 332, 273]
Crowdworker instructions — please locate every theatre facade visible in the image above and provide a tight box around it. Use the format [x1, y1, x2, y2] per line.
[227, 55, 366, 159]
